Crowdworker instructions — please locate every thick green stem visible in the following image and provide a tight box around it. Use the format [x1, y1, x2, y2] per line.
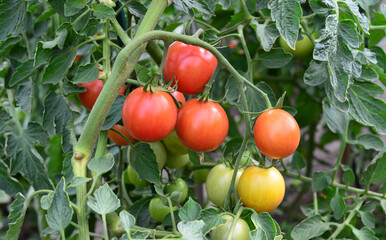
[313, 192, 319, 215]
[103, 20, 112, 77]
[102, 214, 109, 240]
[167, 197, 178, 234]
[226, 207, 243, 240]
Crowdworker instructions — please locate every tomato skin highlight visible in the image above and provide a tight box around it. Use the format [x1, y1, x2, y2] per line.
[176, 99, 229, 152]
[122, 87, 177, 142]
[254, 109, 300, 159]
[210, 215, 251, 240]
[108, 124, 135, 145]
[237, 166, 285, 213]
[205, 163, 243, 207]
[163, 42, 217, 94]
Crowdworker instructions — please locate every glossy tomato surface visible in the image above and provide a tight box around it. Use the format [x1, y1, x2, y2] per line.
[237, 166, 285, 213]
[164, 178, 188, 204]
[210, 214, 251, 240]
[122, 87, 177, 142]
[254, 109, 300, 159]
[205, 164, 243, 207]
[170, 89, 186, 106]
[108, 124, 135, 145]
[279, 34, 314, 58]
[175, 99, 228, 152]
[163, 42, 217, 94]
[78, 79, 125, 110]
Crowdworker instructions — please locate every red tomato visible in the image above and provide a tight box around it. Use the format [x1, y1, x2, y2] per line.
[107, 124, 135, 145]
[175, 99, 228, 152]
[122, 87, 177, 142]
[170, 89, 186, 106]
[78, 74, 125, 110]
[254, 109, 300, 159]
[163, 42, 217, 95]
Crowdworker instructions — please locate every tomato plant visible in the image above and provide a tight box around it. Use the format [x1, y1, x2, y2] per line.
[210, 214, 251, 240]
[164, 178, 189, 203]
[237, 166, 285, 213]
[163, 42, 217, 94]
[107, 124, 135, 145]
[254, 108, 300, 159]
[193, 168, 210, 183]
[149, 197, 176, 222]
[170, 89, 186, 105]
[176, 99, 229, 152]
[278, 33, 314, 58]
[162, 130, 188, 155]
[128, 141, 167, 170]
[165, 152, 190, 169]
[127, 166, 149, 188]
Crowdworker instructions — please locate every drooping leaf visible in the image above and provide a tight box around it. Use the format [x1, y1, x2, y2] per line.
[291, 215, 330, 240]
[101, 95, 126, 130]
[199, 208, 226, 234]
[330, 189, 346, 219]
[173, 0, 213, 17]
[40, 23, 70, 49]
[291, 151, 306, 172]
[250, 212, 277, 240]
[42, 49, 76, 84]
[304, 60, 329, 86]
[0, 160, 23, 196]
[361, 151, 386, 187]
[0, 0, 26, 42]
[73, 63, 99, 84]
[15, 80, 33, 115]
[9, 59, 39, 87]
[5, 193, 27, 240]
[350, 134, 384, 150]
[322, 99, 349, 136]
[119, 210, 136, 235]
[92, 3, 116, 19]
[352, 227, 378, 240]
[312, 171, 332, 192]
[129, 143, 160, 183]
[257, 48, 293, 68]
[250, 19, 280, 51]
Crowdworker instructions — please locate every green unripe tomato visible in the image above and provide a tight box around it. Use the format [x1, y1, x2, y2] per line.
[164, 178, 188, 204]
[193, 168, 210, 183]
[279, 34, 314, 58]
[127, 141, 167, 170]
[149, 197, 176, 222]
[162, 130, 188, 155]
[127, 166, 149, 188]
[165, 152, 190, 169]
[123, 168, 132, 185]
[210, 215, 251, 240]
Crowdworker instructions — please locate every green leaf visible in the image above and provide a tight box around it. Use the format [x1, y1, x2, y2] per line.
[357, 66, 379, 82]
[128, 197, 152, 227]
[177, 220, 205, 240]
[304, 60, 329, 86]
[173, 0, 213, 17]
[129, 143, 160, 183]
[361, 151, 386, 186]
[325, 80, 349, 112]
[330, 189, 346, 219]
[0, 161, 23, 195]
[64, 0, 85, 16]
[188, 149, 201, 165]
[40, 193, 54, 210]
[87, 183, 120, 215]
[5, 193, 27, 240]
[341, 164, 355, 185]
[268, 0, 302, 49]
[257, 48, 292, 68]
[359, 211, 375, 229]
[15, 80, 33, 115]
[348, 82, 386, 134]
[352, 227, 378, 240]
[312, 171, 331, 192]
[92, 3, 115, 19]
[73, 63, 99, 84]
[41, 23, 69, 49]
[101, 95, 126, 130]
[46, 178, 73, 232]
[251, 212, 277, 240]
[350, 134, 384, 150]
[67, 176, 91, 188]
[309, 0, 334, 15]
[87, 153, 115, 176]
[127, 1, 147, 18]
[291, 215, 330, 240]
[199, 208, 226, 234]
[0, 0, 25, 42]
[250, 19, 280, 52]
[380, 199, 386, 214]
[119, 210, 136, 235]
[338, 19, 360, 48]
[322, 99, 348, 136]
[179, 198, 202, 222]
[42, 49, 76, 84]
[9, 59, 39, 87]
[62, 152, 74, 182]
[291, 151, 306, 172]
[43, 92, 79, 153]
[337, 0, 370, 34]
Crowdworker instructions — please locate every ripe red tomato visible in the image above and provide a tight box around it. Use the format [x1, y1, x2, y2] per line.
[254, 109, 300, 159]
[107, 124, 135, 145]
[175, 99, 228, 152]
[78, 74, 125, 110]
[122, 87, 177, 142]
[169, 89, 186, 106]
[237, 166, 285, 213]
[163, 42, 217, 94]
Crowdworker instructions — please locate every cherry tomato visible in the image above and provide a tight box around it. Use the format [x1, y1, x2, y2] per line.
[254, 109, 300, 159]
[175, 99, 229, 152]
[193, 168, 210, 183]
[237, 166, 285, 213]
[127, 166, 149, 187]
[279, 34, 314, 58]
[162, 130, 188, 155]
[165, 152, 190, 169]
[170, 89, 186, 106]
[210, 214, 251, 240]
[205, 164, 243, 207]
[163, 42, 217, 94]
[127, 141, 167, 170]
[164, 178, 188, 204]
[149, 197, 176, 222]
[108, 124, 135, 145]
[122, 87, 177, 142]
[78, 77, 125, 110]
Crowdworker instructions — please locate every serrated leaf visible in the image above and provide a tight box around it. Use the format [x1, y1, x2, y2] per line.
[361, 151, 386, 186]
[92, 3, 115, 19]
[325, 80, 349, 112]
[64, 0, 86, 16]
[357, 66, 378, 82]
[101, 95, 126, 130]
[0, 0, 25, 42]
[41, 23, 69, 49]
[199, 208, 226, 234]
[268, 0, 302, 49]
[87, 183, 120, 215]
[312, 171, 331, 192]
[351, 134, 384, 150]
[331, 189, 346, 219]
[309, 0, 334, 15]
[73, 63, 99, 84]
[179, 198, 201, 222]
[322, 99, 348, 136]
[42, 49, 76, 84]
[67, 176, 91, 188]
[46, 178, 73, 231]
[15, 80, 33, 115]
[62, 152, 74, 182]
[291, 151, 306, 172]
[173, 0, 213, 17]
[9, 59, 39, 87]
[177, 220, 205, 240]
[338, 19, 360, 48]
[129, 143, 160, 183]
[120, 210, 136, 235]
[0, 161, 23, 195]
[291, 215, 330, 240]
[348, 82, 386, 134]
[87, 153, 115, 176]
[5, 193, 27, 240]
[251, 212, 277, 240]
[257, 48, 292, 68]
[338, 0, 370, 34]
[250, 19, 280, 51]
[352, 227, 378, 240]
[304, 60, 329, 86]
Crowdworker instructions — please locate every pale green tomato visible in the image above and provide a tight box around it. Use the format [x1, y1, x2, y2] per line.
[162, 130, 188, 155]
[210, 214, 251, 240]
[165, 152, 190, 169]
[127, 166, 149, 188]
[279, 34, 314, 58]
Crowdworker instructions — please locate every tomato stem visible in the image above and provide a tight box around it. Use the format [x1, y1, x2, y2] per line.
[226, 207, 243, 240]
[330, 139, 347, 186]
[167, 197, 179, 234]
